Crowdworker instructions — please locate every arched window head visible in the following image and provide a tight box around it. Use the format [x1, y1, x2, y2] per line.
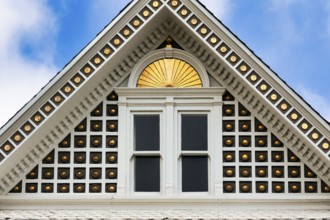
[137, 58, 202, 88]
[128, 48, 209, 88]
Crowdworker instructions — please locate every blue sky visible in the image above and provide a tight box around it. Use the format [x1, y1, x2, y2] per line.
[0, 0, 329, 127]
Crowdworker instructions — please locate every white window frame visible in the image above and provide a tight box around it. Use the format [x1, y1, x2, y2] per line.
[116, 88, 225, 198]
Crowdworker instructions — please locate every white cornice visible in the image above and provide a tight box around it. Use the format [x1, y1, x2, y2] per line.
[1, 196, 330, 208]
[116, 87, 225, 97]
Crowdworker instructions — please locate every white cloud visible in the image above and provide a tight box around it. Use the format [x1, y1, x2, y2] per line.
[0, 0, 58, 127]
[297, 86, 330, 122]
[199, 0, 232, 21]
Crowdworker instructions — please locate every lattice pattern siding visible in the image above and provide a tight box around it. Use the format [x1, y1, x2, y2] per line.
[8, 92, 119, 194]
[222, 92, 330, 194]
[7, 91, 330, 195]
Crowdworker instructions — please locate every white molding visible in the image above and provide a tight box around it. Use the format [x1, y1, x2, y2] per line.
[116, 88, 224, 97]
[1, 196, 330, 210]
[165, 97, 175, 196]
[127, 48, 210, 88]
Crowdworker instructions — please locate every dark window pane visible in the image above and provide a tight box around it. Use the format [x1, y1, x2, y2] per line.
[182, 115, 207, 151]
[134, 115, 160, 151]
[135, 156, 160, 192]
[182, 156, 208, 192]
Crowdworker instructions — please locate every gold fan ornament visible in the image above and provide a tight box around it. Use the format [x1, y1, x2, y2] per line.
[137, 58, 202, 88]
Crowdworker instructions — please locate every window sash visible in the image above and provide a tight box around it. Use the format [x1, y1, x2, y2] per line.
[135, 156, 161, 192]
[182, 156, 208, 192]
[132, 112, 162, 193]
[181, 114, 208, 151]
[179, 113, 210, 193]
[134, 115, 160, 151]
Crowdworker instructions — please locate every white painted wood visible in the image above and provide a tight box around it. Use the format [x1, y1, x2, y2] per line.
[117, 96, 127, 196]
[212, 96, 223, 195]
[165, 96, 175, 196]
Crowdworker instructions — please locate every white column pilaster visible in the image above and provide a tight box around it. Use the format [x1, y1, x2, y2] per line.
[117, 96, 128, 196]
[213, 96, 223, 195]
[165, 97, 175, 196]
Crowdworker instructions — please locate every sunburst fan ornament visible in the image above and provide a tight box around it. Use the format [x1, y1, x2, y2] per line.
[137, 58, 202, 88]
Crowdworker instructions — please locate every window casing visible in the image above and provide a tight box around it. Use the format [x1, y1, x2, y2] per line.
[116, 88, 224, 197]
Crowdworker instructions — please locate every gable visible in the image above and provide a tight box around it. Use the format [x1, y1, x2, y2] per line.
[0, 0, 329, 204]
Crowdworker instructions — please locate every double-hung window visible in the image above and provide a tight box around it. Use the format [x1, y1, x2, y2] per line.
[133, 114, 161, 193]
[180, 114, 209, 192]
[117, 88, 224, 197]
[134, 114, 161, 192]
